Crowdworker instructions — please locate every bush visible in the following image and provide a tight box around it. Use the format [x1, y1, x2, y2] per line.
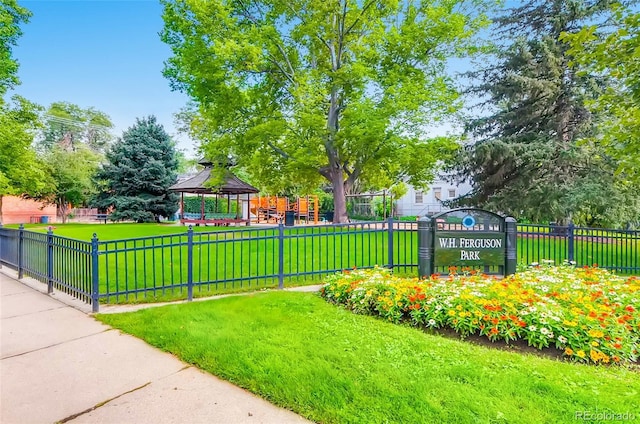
[182, 196, 238, 214]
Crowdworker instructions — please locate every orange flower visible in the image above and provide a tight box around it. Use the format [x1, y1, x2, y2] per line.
[565, 347, 574, 356]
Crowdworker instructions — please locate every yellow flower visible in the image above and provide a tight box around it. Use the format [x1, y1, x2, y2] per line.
[591, 341, 599, 347]
[456, 305, 463, 311]
[576, 350, 586, 358]
[448, 310, 456, 316]
[588, 329, 604, 338]
[458, 312, 466, 318]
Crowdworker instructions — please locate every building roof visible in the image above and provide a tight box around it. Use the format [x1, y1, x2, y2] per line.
[169, 166, 259, 195]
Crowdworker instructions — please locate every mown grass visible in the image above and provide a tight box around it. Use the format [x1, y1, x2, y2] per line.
[98, 291, 640, 424]
[9, 222, 223, 240]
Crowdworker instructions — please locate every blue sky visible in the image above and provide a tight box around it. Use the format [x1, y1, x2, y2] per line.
[12, 0, 194, 153]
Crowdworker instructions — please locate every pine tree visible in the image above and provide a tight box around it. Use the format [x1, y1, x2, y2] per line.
[93, 116, 179, 222]
[454, 0, 621, 224]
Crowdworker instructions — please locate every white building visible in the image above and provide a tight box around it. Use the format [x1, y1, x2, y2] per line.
[395, 177, 473, 217]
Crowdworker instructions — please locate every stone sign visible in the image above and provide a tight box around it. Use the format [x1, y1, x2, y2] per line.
[418, 208, 516, 277]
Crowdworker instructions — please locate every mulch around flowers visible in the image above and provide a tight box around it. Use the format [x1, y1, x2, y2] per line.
[419, 325, 639, 370]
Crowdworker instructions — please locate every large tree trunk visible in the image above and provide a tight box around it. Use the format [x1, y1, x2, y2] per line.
[330, 169, 348, 224]
[59, 200, 68, 224]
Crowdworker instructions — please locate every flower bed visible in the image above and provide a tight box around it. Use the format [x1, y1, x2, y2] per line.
[320, 265, 640, 364]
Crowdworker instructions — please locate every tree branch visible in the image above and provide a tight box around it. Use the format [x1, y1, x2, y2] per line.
[344, 0, 376, 37]
[267, 140, 292, 160]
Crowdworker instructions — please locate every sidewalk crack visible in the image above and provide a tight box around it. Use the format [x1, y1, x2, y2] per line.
[1, 329, 111, 360]
[55, 382, 152, 423]
[2, 305, 68, 319]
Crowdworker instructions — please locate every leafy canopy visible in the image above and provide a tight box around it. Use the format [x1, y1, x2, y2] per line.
[0, 2, 51, 223]
[563, 4, 640, 183]
[161, 0, 493, 221]
[0, 96, 49, 199]
[0, 0, 30, 98]
[38, 101, 115, 153]
[41, 145, 102, 223]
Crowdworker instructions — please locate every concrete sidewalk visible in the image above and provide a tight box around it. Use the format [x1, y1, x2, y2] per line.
[0, 270, 310, 424]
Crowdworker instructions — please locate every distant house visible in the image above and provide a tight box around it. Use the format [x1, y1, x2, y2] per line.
[395, 177, 472, 217]
[0, 196, 57, 224]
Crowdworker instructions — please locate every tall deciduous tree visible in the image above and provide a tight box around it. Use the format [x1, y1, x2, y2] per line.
[564, 5, 640, 183]
[0, 0, 30, 98]
[93, 116, 179, 223]
[42, 145, 101, 223]
[0, 97, 50, 223]
[453, 0, 628, 224]
[0, 2, 51, 223]
[39, 102, 114, 153]
[161, 0, 492, 222]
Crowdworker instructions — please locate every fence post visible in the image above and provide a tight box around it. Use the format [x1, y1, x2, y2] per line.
[187, 225, 194, 301]
[387, 216, 394, 270]
[505, 217, 517, 276]
[278, 223, 284, 289]
[567, 222, 575, 263]
[91, 233, 99, 313]
[418, 217, 434, 279]
[18, 224, 24, 279]
[47, 227, 54, 294]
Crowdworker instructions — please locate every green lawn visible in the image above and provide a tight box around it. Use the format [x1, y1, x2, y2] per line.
[98, 291, 640, 424]
[10, 222, 221, 240]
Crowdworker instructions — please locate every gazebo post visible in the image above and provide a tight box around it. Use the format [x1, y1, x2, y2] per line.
[200, 194, 205, 221]
[236, 194, 240, 219]
[180, 192, 184, 224]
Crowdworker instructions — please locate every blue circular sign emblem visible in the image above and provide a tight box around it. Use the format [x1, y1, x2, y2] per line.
[462, 215, 476, 228]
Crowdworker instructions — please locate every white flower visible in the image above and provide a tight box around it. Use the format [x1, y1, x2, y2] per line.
[528, 325, 537, 332]
[558, 335, 567, 344]
[428, 319, 436, 326]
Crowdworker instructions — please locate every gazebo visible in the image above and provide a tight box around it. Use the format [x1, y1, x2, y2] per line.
[169, 159, 259, 226]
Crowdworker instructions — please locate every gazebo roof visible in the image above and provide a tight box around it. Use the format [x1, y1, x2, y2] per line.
[169, 166, 259, 195]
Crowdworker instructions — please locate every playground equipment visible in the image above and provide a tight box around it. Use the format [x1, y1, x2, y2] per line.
[250, 195, 320, 224]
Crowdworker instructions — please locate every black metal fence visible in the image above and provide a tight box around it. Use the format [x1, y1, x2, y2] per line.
[1, 221, 638, 312]
[518, 223, 640, 273]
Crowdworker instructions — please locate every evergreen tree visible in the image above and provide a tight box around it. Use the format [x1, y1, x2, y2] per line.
[93, 116, 179, 222]
[453, 0, 628, 224]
